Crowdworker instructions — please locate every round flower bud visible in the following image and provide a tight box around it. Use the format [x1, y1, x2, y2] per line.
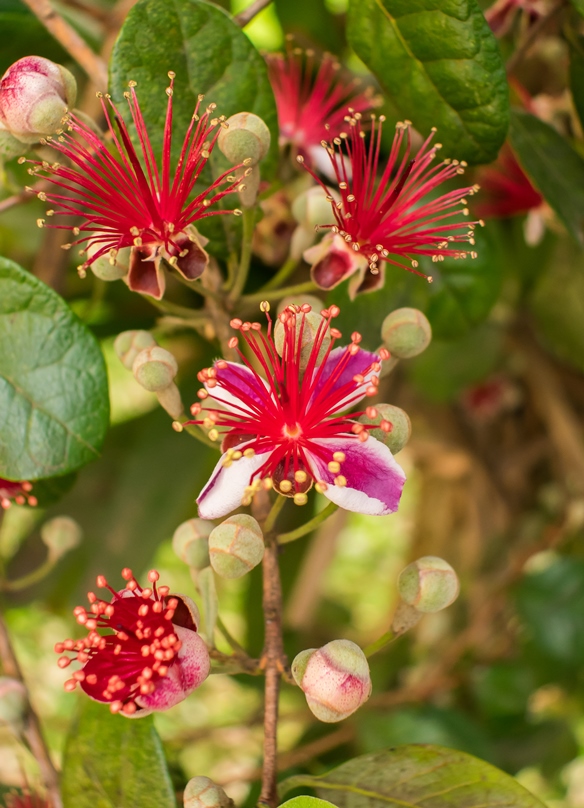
[358, 403, 411, 455]
[381, 308, 432, 359]
[184, 776, 233, 808]
[0, 56, 77, 143]
[277, 295, 323, 315]
[217, 112, 271, 165]
[208, 514, 264, 579]
[132, 346, 178, 392]
[291, 185, 338, 230]
[0, 676, 27, 729]
[274, 309, 331, 372]
[172, 518, 213, 570]
[398, 556, 460, 613]
[114, 330, 156, 371]
[292, 639, 371, 723]
[87, 238, 130, 281]
[40, 516, 82, 559]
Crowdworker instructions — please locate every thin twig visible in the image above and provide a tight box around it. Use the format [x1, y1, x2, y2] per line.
[0, 609, 62, 808]
[235, 0, 273, 27]
[506, 0, 566, 74]
[19, 0, 108, 88]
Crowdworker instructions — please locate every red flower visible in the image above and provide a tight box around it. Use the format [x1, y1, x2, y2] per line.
[0, 478, 37, 509]
[56, 568, 210, 716]
[266, 46, 376, 172]
[27, 73, 246, 300]
[190, 303, 405, 520]
[300, 114, 479, 296]
[473, 143, 542, 219]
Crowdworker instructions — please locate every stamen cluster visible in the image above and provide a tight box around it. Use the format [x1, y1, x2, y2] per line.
[0, 478, 37, 509]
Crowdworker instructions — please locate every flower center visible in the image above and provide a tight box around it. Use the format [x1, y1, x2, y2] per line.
[283, 422, 303, 439]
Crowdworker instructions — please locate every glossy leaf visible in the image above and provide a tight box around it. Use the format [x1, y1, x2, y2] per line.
[0, 259, 109, 481]
[281, 799, 338, 808]
[61, 698, 176, 808]
[346, 0, 509, 164]
[279, 745, 546, 807]
[509, 109, 584, 245]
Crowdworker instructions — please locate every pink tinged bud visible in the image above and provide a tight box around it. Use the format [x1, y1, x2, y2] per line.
[40, 516, 82, 559]
[358, 403, 411, 455]
[0, 676, 27, 729]
[398, 556, 460, 613]
[0, 56, 77, 143]
[183, 776, 234, 808]
[132, 346, 178, 392]
[208, 515, 264, 579]
[172, 518, 213, 570]
[217, 112, 271, 165]
[114, 330, 156, 371]
[381, 308, 432, 359]
[292, 639, 372, 723]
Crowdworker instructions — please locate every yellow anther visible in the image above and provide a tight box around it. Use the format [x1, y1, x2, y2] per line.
[327, 461, 341, 474]
[243, 448, 256, 458]
[208, 428, 219, 441]
[232, 451, 243, 460]
[279, 480, 293, 493]
[294, 470, 308, 483]
[335, 475, 347, 487]
[172, 421, 183, 432]
[260, 300, 270, 312]
[315, 481, 328, 493]
[293, 492, 308, 506]
[332, 452, 346, 463]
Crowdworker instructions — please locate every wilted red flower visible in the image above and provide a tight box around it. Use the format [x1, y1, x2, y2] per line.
[56, 568, 210, 716]
[189, 303, 405, 520]
[266, 46, 376, 172]
[5, 791, 50, 808]
[300, 114, 479, 296]
[0, 478, 37, 509]
[27, 73, 246, 300]
[473, 143, 542, 219]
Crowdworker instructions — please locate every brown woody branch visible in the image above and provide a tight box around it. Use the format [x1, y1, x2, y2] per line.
[235, 0, 273, 27]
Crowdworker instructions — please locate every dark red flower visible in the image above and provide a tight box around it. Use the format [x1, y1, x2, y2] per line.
[56, 568, 209, 716]
[300, 113, 480, 296]
[473, 143, 542, 219]
[27, 73, 246, 299]
[0, 478, 37, 509]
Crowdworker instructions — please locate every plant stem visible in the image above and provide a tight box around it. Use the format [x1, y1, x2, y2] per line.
[263, 494, 287, 535]
[259, 530, 284, 808]
[242, 280, 318, 307]
[228, 207, 256, 303]
[0, 556, 56, 592]
[363, 628, 398, 658]
[261, 258, 299, 292]
[277, 501, 338, 544]
[506, 0, 566, 74]
[182, 421, 220, 450]
[235, 0, 273, 26]
[0, 609, 62, 808]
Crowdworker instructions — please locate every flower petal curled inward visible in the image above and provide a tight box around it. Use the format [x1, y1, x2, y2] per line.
[304, 233, 367, 290]
[306, 436, 406, 515]
[197, 444, 271, 520]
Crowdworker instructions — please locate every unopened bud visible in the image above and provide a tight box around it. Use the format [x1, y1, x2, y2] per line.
[358, 403, 411, 454]
[0, 676, 27, 729]
[173, 518, 213, 570]
[274, 310, 331, 372]
[291, 185, 338, 230]
[40, 516, 82, 558]
[217, 112, 270, 165]
[277, 295, 323, 315]
[114, 330, 156, 370]
[208, 514, 264, 579]
[381, 308, 432, 359]
[184, 776, 234, 808]
[398, 556, 459, 613]
[132, 346, 178, 392]
[87, 239, 130, 281]
[292, 639, 371, 723]
[238, 163, 261, 207]
[0, 56, 77, 143]
[156, 383, 184, 420]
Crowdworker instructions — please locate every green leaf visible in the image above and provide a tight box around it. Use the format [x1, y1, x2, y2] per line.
[278, 745, 546, 807]
[509, 109, 584, 245]
[62, 698, 176, 808]
[569, 35, 584, 130]
[109, 0, 278, 178]
[570, 0, 584, 16]
[0, 259, 109, 481]
[346, 0, 509, 165]
[281, 799, 338, 808]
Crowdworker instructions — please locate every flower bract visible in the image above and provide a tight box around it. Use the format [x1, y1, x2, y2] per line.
[56, 568, 210, 716]
[189, 304, 406, 520]
[0, 478, 37, 509]
[300, 114, 480, 296]
[27, 73, 247, 299]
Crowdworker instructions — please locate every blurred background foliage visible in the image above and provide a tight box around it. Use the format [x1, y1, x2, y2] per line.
[2, 0, 584, 805]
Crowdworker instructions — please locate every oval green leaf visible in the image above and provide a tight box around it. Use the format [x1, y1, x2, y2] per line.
[62, 698, 176, 808]
[0, 259, 109, 481]
[279, 744, 546, 807]
[281, 799, 339, 808]
[347, 0, 509, 165]
[509, 109, 584, 246]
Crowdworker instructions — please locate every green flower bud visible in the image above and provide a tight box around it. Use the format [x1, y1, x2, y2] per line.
[217, 112, 271, 165]
[398, 556, 459, 613]
[291, 185, 338, 230]
[173, 518, 213, 570]
[0, 126, 23, 161]
[114, 330, 156, 371]
[358, 403, 411, 454]
[132, 346, 178, 392]
[0, 676, 27, 730]
[208, 514, 264, 579]
[292, 639, 371, 723]
[183, 776, 234, 808]
[40, 516, 82, 558]
[87, 238, 130, 281]
[381, 308, 432, 359]
[274, 309, 331, 372]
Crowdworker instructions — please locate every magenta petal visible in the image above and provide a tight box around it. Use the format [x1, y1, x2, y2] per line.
[306, 436, 406, 515]
[211, 361, 274, 415]
[128, 246, 165, 299]
[197, 444, 272, 519]
[310, 346, 381, 410]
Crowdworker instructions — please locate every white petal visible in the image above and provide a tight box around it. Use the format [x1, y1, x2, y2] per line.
[197, 444, 272, 520]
